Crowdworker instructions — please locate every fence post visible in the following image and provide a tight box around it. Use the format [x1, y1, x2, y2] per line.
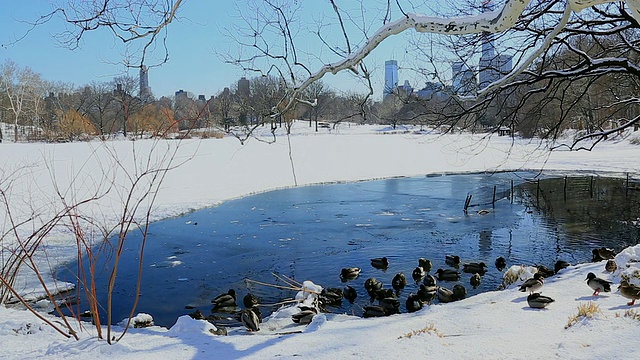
[510, 179, 514, 204]
[563, 176, 567, 203]
[589, 176, 593, 199]
[536, 179, 540, 207]
[492, 185, 497, 208]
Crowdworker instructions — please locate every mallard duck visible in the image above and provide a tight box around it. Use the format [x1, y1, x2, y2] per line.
[243, 293, 259, 308]
[364, 277, 383, 298]
[452, 284, 467, 300]
[592, 247, 615, 262]
[363, 305, 388, 318]
[519, 273, 544, 294]
[406, 293, 423, 313]
[418, 258, 432, 272]
[437, 286, 456, 303]
[586, 272, 612, 296]
[370, 257, 389, 269]
[495, 256, 507, 271]
[470, 273, 481, 289]
[445, 255, 461, 268]
[392, 272, 407, 290]
[212, 289, 237, 310]
[343, 285, 357, 303]
[423, 274, 437, 287]
[536, 265, 555, 278]
[417, 284, 437, 303]
[463, 262, 487, 274]
[619, 281, 640, 306]
[605, 259, 617, 273]
[554, 260, 570, 274]
[340, 267, 362, 280]
[292, 306, 318, 325]
[240, 308, 260, 331]
[319, 288, 343, 308]
[527, 293, 555, 309]
[373, 288, 394, 301]
[412, 266, 426, 282]
[379, 296, 400, 315]
[436, 268, 461, 281]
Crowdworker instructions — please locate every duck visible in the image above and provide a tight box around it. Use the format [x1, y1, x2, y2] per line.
[519, 273, 544, 294]
[585, 272, 612, 296]
[436, 268, 461, 282]
[412, 266, 426, 282]
[445, 255, 461, 268]
[423, 274, 437, 287]
[378, 296, 401, 315]
[605, 259, 617, 273]
[292, 306, 318, 325]
[364, 277, 383, 299]
[418, 258, 432, 272]
[406, 293, 423, 313]
[212, 289, 237, 310]
[437, 286, 456, 303]
[392, 272, 407, 290]
[319, 288, 343, 308]
[373, 288, 394, 301]
[370, 257, 389, 269]
[363, 305, 388, 318]
[554, 260, 570, 274]
[536, 265, 555, 278]
[243, 293, 259, 308]
[452, 284, 467, 300]
[343, 285, 357, 303]
[495, 256, 507, 271]
[470, 273, 481, 289]
[340, 267, 362, 280]
[592, 247, 615, 262]
[240, 308, 260, 331]
[619, 281, 640, 306]
[463, 262, 487, 274]
[527, 292, 555, 309]
[417, 284, 437, 303]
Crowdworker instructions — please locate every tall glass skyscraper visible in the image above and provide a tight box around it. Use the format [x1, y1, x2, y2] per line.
[384, 60, 398, 98]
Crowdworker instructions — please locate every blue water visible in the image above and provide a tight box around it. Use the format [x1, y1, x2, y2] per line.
[57, 172, 640, 327]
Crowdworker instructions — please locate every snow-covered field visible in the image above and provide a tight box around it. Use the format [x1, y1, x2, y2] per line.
[1, 122, 639, 359]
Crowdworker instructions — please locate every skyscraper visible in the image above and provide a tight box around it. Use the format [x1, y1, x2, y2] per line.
[478, 1, 498, 89]
[384, 60, 398, 98]
[452, 61, 476, 96]
[139, 65, 151, 101]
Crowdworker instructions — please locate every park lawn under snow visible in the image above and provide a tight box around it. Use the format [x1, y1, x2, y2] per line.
[1, 122, 640, 359]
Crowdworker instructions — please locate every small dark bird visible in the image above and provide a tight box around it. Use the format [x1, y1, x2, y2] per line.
[495, 256, 507, 271]
[340, 267, 362, 281]
[452, 284, 467, 300]
[423, 274, 437, 287]
[586, 272, 612, 296]
[445, 255, 461, 268]
[519, 273, 544, 294]
[470, 273, 481, 289]
[212, 289, 237, 310]
[417, 284, 437, 303]
[554, 260, 570, 274]
[240, 308, 260, 331]
[343, 285, 357, 303]
[406, 293, 423, 313]
[436, 268, 461, 281]
[418, 258, 432, 272]
[371, 257, 389, 269]
[605, 259, 617, 273]
[392, 272, 407, 290]
[527, 292, 555, 309]
[619, 281, 640, 306]
[536, 265, 555, 278]
[412, 266, 426, 282]
[463, 262, 487, 275]
[363, 305, 388, 318]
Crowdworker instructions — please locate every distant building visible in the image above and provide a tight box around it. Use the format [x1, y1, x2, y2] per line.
[237, 77, 250, 97]
[452, 61, 476, 96]
[384, 60, 399, 98]
[416, 82, 445, 100]
[139, 65, 152, 101]
[478, 1, 512, 89]
[397, 80, 413, 97]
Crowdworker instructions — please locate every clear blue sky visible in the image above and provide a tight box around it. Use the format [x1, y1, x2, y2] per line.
[0, 2, 441, 99]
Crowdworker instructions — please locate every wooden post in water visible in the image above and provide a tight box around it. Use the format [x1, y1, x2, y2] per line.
[536, 179, 540, 207]
[563, 176, 567, 203]
[464, 194, 472, 213]
[510, 179, 514, 204]
[492, 185, 497, 208]
[589, 176, 594, 199]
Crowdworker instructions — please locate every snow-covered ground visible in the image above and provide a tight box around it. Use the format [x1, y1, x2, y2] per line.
[1, 122, 640, 359]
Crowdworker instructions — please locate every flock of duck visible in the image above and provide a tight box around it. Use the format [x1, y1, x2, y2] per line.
[198, 246, 640, 333]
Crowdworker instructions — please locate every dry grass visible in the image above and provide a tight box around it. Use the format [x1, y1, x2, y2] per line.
[565, 302, 601, 329]
[618, 309, 640, 320]
[399, 323, 443, 339]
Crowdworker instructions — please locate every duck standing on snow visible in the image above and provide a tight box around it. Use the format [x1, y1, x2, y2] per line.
[554, 260, 570, 274]
[592, 247, 615, 262]
[241, 308, 260, 332]
[536, 265, 555, 278]
[370, 257, 389, 269]
[243, 293, 262, 322]
[618, 281, 640, 306]
[585, 272, 612, 296]
[605, 259, 617, 273]
[519, 273, 544, 294]
[212, 289, 237, 311]
[418, 258, 432, 273]
[527, 293, 555, 309]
